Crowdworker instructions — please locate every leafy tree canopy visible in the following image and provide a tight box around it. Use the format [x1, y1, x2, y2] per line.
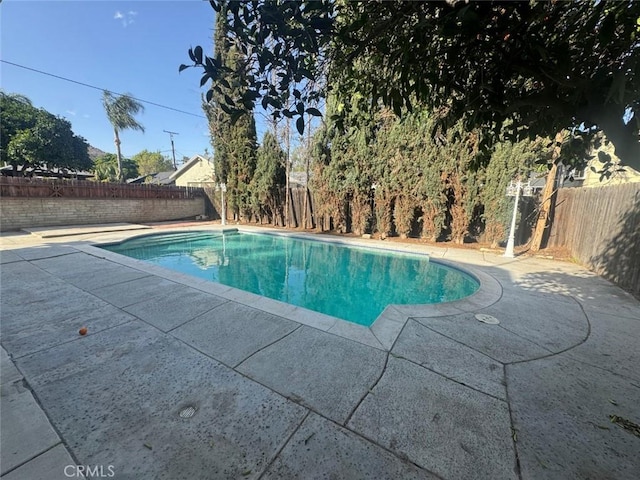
[92, 153, 139, 182]
[0, 92, 91, 173]
[0, 93, 36, 163]
[131, 149, 174, 176]
[185, 1, 640, 170]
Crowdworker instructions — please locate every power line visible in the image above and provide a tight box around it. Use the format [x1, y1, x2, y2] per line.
[1, 59, 207, 119]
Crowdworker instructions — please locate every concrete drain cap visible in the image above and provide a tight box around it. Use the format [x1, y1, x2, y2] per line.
[475, 314, 500, 325]
[179, 406, 197, 419]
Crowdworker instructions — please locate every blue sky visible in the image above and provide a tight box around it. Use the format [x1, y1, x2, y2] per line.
[0, 0, 254, 162]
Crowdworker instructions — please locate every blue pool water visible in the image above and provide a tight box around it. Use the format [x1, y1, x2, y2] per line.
[102, 231, 479, 326]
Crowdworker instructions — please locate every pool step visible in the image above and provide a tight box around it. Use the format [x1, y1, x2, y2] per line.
[108, 230, 238, 249]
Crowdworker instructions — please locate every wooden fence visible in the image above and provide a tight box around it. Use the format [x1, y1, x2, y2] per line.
[0, 176, 204, 199]
[204, 186, 316, 228]
[548, 183, 640, 297]
[287, 187, 316, 229]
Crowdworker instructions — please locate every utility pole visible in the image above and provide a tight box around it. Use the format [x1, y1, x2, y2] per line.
[163, 130, 179, 169]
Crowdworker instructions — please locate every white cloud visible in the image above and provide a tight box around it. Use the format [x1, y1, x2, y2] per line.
[65, 110, 77, 116]
[114, 10, 137, 27]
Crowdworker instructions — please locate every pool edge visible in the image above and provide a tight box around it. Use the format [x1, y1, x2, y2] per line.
[77, 226, 502, 351]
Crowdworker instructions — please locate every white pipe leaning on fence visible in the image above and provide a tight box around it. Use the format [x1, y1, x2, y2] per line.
[504, 180, 521, 258]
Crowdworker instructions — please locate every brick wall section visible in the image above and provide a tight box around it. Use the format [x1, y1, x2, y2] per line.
[0, 197, 204, 231]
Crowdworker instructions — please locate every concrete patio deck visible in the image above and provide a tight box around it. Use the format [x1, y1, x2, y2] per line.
[1, 224, 638, 479]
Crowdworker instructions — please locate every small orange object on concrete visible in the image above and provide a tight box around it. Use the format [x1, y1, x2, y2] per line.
[79, 327, 88, 336]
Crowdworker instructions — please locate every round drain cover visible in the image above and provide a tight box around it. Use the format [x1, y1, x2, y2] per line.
[179, 406, 197, 418]
[475, 314, 500, 325]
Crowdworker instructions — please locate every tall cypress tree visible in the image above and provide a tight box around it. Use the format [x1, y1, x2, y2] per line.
[251, 131, 286, 225]
[205, 3, 257, 221]
[206, 5, 230, 185]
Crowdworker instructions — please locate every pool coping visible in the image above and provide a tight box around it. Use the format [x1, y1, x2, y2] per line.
[77, 226, 502, 351]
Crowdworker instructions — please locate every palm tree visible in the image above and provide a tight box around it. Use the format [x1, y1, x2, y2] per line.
[102, 91, 145, 182]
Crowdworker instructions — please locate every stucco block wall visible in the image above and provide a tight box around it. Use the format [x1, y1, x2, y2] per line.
[0, 197, 204, 231]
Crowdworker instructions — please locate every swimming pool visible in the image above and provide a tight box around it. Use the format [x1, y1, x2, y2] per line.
[102, 231, 479, 326]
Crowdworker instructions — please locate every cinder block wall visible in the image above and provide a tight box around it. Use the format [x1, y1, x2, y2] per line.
[0, 197, 205, 231]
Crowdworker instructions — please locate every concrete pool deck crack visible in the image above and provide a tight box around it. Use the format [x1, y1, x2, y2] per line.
[503, 296, 592, 366]
[343, 351, 391, 427]
[410, 294, 592, 368]
[339, 356, 468, 479]
[504, 364, 524, 480]
[0, 356, 84, 476]
[255, 410, 311, 480]
[230, 324, 304, 369]
[254, 409, 443, 480]
[19, 285, 601, 480]
[0, 442, 64, 478]
[409, 320, 508, 365]
[169, 323, 440, 474]
[3, 259, 140, 360]
[498, 298, 639, 383]
[166, 318, 441, 476]
[342, 316, 442, 429]
[394, 352, 509, 404]
[5, 319, 138, 361]
[4, 227, 639, 479]
[163, 300, 232, 334]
